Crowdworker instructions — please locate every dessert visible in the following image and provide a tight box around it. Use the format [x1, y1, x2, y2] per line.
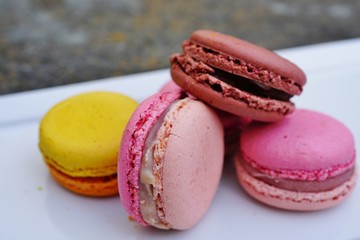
[39, 91, 138, 197]
[170, 29, 307, 122]
[235, 109, 357, 210]
[118, 90, 224, 229]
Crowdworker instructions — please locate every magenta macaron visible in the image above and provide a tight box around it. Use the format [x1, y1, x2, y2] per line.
[235, 109, 357, 211]
[118, 90, 224, 230]
[170, 29, 306, 122]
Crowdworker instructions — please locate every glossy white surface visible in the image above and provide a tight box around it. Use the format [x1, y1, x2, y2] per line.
[1, 38, 360, 240]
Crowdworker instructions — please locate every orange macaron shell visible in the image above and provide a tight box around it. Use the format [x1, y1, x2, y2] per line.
[47, 161, 118, 197]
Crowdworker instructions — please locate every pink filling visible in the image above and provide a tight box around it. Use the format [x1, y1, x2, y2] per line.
[239, 157, 355, 192]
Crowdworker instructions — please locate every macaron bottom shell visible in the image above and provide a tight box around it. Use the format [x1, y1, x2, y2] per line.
[235, 155, 357, 211]
[48, 163, 118, 197]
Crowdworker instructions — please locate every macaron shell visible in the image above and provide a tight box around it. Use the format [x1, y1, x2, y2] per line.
[240, 109, 356, 173]
[171, 64, 294, 122]
[190, 29, 306, 87]
[118, 90, 182, 225]
[161, 100, 224, 229]
[236, 159, 357, 211]
[48, 164, 118, 197]
[39, 91, 138, 177]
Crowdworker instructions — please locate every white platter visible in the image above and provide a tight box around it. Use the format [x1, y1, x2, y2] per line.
[1, 38, 360, 240]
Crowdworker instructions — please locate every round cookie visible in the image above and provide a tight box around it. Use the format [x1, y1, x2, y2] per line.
[170, 29, 307, 122]
[118, 90, 224, 230]
[235, 109, 357, 210]
[39, 91, 138, 197]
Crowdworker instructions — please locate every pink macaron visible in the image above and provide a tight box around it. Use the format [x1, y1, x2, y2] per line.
[235, 109, 357, 211]
[118, 90, 224, 230]
[170, 29, 306, 122]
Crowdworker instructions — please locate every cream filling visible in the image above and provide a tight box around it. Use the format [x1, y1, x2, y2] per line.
[139, 98, 190, 229]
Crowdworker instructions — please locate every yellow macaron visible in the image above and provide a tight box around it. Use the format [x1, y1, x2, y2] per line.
[39, 91, 138, 197]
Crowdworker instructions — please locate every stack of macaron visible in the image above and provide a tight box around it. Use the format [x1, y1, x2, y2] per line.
[167, 29, 356, 212]
[118, 29, 356, 230]
[39, 29, 357, 231]
[169, 29, 356, 211]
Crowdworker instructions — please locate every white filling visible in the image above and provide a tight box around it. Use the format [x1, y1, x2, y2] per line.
[139, 98, 190, 229]
[139, 111, 167, 229]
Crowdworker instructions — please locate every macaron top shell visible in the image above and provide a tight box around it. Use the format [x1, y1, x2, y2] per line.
[240, 109, 356, 181]
[39, 91, 138, 177]
[161, 99, 224, 229]
[188, 29, 306, 93]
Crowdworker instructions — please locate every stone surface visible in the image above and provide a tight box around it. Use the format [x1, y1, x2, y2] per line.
[1, 0, 359, 94]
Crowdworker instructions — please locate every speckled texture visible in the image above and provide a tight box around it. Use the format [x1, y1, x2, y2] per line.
[162, 99, 224, 230]
[1, 0, 360, 94]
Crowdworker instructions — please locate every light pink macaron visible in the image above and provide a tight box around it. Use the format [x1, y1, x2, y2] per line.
[118, 90, 224, 230]
[235, 109, 357, 211]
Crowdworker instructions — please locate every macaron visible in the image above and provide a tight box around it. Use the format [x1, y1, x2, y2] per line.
[118, 90, 224, 230]
[170, 29, 307, 122]
[39, 91, 138, 197]
[235, 109, 357, 211]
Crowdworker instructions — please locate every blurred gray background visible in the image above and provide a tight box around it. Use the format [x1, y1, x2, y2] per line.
[1, 0, 359, 94]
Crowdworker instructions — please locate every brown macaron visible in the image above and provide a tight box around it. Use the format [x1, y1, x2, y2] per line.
[170, 30, 306, 122]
